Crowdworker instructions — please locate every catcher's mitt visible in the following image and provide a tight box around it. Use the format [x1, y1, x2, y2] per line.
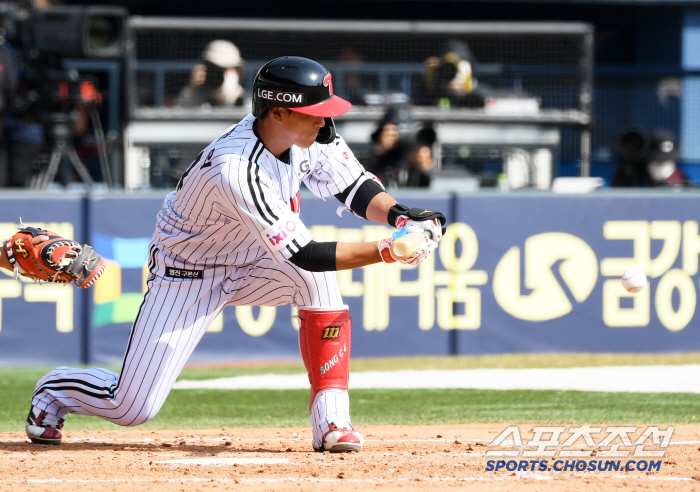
[4, 220, 106, 289]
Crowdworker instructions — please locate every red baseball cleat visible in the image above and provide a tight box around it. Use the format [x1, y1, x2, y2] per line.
[314, 422, 363, 453]
[26, 406, 64, 445]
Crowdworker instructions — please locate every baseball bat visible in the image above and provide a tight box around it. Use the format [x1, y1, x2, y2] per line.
[390, 229, 423, 260]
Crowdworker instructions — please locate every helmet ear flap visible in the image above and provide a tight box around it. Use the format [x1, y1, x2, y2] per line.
[316, 117, 336, 145]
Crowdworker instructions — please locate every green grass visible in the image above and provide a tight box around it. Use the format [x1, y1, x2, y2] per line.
[3, 354, 700, 432]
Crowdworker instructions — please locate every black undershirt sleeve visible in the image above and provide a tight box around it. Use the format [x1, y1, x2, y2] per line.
[288, 240, 338, 272]
[334, 176, 385, 220]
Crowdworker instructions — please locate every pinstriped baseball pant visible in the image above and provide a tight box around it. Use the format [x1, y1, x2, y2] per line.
[32, 248, 344, 428]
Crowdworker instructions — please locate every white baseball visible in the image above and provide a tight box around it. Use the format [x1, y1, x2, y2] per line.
[621, 268, 647, 293]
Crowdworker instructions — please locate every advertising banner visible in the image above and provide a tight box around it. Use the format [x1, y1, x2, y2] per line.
[452, 193, 700, 353]
[4, 191, 700, 366]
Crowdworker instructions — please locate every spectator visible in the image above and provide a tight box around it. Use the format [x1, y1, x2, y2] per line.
[176, 40, 248, 108]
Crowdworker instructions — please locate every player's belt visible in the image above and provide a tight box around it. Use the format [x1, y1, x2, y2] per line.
[165, 267, 203, 279]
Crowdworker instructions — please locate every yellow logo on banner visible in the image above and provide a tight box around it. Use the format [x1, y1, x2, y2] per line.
[493, 233, 598, 321]
[601, 220, 697, 331]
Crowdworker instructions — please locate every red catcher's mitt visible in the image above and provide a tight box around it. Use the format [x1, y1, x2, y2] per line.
[4, 222, 106, 289]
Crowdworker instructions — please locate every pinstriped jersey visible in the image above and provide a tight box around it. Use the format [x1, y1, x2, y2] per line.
[153, 114, 367, 266]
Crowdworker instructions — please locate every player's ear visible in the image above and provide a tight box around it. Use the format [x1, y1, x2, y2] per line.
[267, 107, 285, 123]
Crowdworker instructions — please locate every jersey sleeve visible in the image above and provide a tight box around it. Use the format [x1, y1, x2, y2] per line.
[302, 134, 367, 199]
[218, 154, 313, 263]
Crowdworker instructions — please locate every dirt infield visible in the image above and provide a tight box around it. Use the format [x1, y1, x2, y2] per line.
[1, 424, 699, 491]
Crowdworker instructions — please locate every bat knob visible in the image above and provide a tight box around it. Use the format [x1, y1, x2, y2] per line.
[390, 233, 423, 260]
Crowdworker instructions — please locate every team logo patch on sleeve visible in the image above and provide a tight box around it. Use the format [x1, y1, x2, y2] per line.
[261, 214, 306, 253]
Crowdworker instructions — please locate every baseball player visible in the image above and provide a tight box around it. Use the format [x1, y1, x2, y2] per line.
[7, 56, 446, 453]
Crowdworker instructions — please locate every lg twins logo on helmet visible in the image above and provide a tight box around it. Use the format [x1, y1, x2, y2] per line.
[257, 89, 303, 103]
[323, 73, 333, 94]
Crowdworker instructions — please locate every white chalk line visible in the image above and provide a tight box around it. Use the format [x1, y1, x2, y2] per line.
[152, 457, 288, 465]
[172, 365, 700, 393]
[2, 475, 695, 484]
[4, 437, 698, 446]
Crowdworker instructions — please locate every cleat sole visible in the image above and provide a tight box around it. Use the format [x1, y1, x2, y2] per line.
[328, 442, 362, 453]
[29, 437, 62, 445]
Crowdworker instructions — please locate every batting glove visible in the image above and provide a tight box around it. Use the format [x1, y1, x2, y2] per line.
[388, 204, 446, 244]
[378, 226, 438, 266]
[395, 217, 443, 244]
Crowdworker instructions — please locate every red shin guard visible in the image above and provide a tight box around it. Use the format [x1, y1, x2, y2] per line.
[298, 306, 351, 411]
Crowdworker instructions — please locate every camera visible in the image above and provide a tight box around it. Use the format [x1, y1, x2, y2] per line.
[28, 5, 126, 59]
[0, 2, 127, 115]
[0, 2, 127, 58]
[0, 2, 127, 188]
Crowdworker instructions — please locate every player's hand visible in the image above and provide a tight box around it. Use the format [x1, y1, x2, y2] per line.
[396, 216, 443, 243]
[378, 227, 438, 266]
[389, 205, 446, 244]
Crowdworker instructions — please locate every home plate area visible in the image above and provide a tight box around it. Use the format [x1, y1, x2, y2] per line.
[1, 425, 698, 491]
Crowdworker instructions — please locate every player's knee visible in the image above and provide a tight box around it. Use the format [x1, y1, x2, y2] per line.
[104, 396, 163, 426]
[134, 402, 165, 426]
[111, 408, 158, 427]
[123, 413, 155, 427]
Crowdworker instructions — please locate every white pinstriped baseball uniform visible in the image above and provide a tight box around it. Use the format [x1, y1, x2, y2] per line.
[32, 114, 370, 444]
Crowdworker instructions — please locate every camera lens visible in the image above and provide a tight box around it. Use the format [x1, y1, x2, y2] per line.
[88, 15, 120, 50]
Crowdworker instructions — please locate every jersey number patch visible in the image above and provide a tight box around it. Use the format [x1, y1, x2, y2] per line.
[321, 326, 341, 339]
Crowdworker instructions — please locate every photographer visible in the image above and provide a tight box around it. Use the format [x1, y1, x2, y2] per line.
[646, 130, 688, 187]
[412, 40, 486, 108]
[611, 128, 688, 188]
[366, 105, 412, 189]
[175, 40, 249, 108]
[366, 106, 437, 189]
[405, 126, 437, 188]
